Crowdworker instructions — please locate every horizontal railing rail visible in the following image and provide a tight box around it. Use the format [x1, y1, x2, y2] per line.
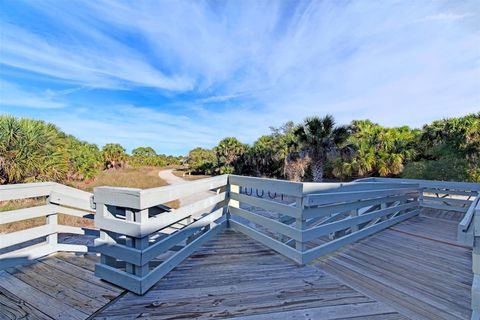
[355, 177, 479, 213]
[472, 198, 480, 320]
[0, 182, 96, 270]
[355, 177, 480, 246]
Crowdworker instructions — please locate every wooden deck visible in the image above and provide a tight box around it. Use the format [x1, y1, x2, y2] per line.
[0, 253, 124, 320]
[319, 215, 472, 320]
[0, 213, 473, 320]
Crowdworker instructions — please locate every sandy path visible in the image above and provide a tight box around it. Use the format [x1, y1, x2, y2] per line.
[158, 168, 187, 185]
[158, 169, 213, 207]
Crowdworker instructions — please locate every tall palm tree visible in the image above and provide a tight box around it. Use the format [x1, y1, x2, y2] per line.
[214, 137, 247, 174]
[293, 115, 353, 182]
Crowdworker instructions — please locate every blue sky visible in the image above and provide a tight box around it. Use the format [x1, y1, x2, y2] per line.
[1, 1, 479, 155]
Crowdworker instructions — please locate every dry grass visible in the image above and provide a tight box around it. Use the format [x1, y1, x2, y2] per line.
[72, 166, 171, 191]
[172, 169, 211, 181]
[1, 166, 178, 234]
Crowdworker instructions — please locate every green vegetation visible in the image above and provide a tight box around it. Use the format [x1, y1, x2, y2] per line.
[2, 113, 478, 185]
[130, 147, 182, 168]
[186, 113, 480, 183]
[0, 115, 181, 185]
[292, 115, 353, 182]
[402, 113, 480, 182]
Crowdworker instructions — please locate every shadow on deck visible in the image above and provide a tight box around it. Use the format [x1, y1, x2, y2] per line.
[0, 212, 472, 320]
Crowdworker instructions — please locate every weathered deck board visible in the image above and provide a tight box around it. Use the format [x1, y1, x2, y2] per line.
[0, 212, 473, 320]
[93, 230, 405, 319]
[318, 215, 473, 320]
[0, 253, 123, 320]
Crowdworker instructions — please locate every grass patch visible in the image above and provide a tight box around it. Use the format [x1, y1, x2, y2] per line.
[172, 169, 211, 181]
[72, 166, 170, 191]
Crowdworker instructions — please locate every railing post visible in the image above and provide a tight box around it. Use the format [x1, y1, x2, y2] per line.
[125, 209, 150, 277]
[295, 197, 306, 252]
[350, 208, 359, 232]
[45, 195, 58, 248]
[228, 182, 239, 228]
[95, 203, 117, 267]
[472, 204, 480, 320]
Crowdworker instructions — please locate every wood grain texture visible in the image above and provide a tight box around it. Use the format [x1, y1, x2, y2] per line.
[0, 254, 123, 320]
[93, 230, 405, 319]
[318, 214, 473, 320]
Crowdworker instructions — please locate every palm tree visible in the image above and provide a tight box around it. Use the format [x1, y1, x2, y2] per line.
[102, 143, 126, 169]
[215, 137, 247, 174]
[0, 116, 66, 184]
[293, 115, 353, 182]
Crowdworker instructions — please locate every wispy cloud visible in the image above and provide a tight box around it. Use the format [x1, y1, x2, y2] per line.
[423, 13, 474, 22]
[0, 81, 66, 109]
[0, 0, 479, 154]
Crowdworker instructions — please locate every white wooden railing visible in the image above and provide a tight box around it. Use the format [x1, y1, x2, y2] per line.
[472, 198, 480, 320]
[92, 175, 228, 294]
[1, 174, 479, 315]
[357, 177, 480, 245]
[229, 176, 421, 264]
[0, 182, 96, 270]
[90, 175, 423, 293]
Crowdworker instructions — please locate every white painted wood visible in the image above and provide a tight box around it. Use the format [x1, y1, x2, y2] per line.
[302, 209, 420, 263]
[230, 220, 302, 264]
[295, 197, 305, 252]
[229, 206, 302, 241]
[49, 191, 93, 212]
[0, 204, 56, 224]
[355, 177, 480, 191]
[458, 197, 478, 245]
[229, 174, 303, 197]
[54, 205, 95, 218]
[95, 204, 142, 237]
[302, 202, 417, 242]
[306, 188, 420, 206]
[0, 224, 56, 249]
[141, 207, 224, 264]
[140, 192, 226, 236]
[56, 243, 89, 253]
[420, 201, 468, 213]
[0, 182, 55, 201]
[472, 202, 480, 319]
[230, 192, 302, 218]
[95, 262, 143, 294]
[423, 188, 478, 197]
[303, 193, 416, 219]
[46, 212, 58, 247]
[141, 219, 227, 294]
[0, 243, 56, 270]
[94, 175, 228, 209]
[422, 196, 472, 206]
[95, 239, 141, 265]
[303, 182, 418, 194]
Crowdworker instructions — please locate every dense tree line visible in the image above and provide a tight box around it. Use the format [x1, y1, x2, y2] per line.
[0, 116, 181, 184]
[186, 113, 480, 183]
[2, 113, 478, 185]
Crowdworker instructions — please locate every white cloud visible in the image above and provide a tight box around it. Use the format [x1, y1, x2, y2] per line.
[1, 0, 479, 153]
[423, 13, 474, 21]
[0, 81, 66, 109]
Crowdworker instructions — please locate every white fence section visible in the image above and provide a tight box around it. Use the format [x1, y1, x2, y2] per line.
[0, 182, 96, 270]
[356, 177, 480, 245]
[93, 175, 228, 294]
[228, 176, 421, 264]
[473, 199, 480, 320]
[1, 174, 479, 315]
